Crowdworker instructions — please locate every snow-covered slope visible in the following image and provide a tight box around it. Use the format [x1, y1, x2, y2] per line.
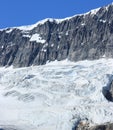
[0, 58, 113, 130]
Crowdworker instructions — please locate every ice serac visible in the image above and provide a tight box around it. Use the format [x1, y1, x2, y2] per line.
[0, 59, 113, 130]
[0, 4, 113, 67]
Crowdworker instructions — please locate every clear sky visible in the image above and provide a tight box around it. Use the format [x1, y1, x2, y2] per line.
[0, 0, 113, 29]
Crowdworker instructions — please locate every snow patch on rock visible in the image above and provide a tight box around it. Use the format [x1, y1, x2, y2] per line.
[30, 34, 46, 44]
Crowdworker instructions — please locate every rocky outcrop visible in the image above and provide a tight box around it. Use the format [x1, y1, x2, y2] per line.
[102, 79, 113, 101]
[0, 126, 18, 130]
[0, 128, 17, 130]
[109, 81, 113, 101]
[91, 123, 113, 130]
[76, 120, 113, 130]
[1, 4, 113, 67]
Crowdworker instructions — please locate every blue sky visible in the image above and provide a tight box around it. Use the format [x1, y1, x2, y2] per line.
[0, 0, 113, 28]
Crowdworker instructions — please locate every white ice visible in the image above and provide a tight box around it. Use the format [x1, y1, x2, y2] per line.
[0, 58, 113, 130]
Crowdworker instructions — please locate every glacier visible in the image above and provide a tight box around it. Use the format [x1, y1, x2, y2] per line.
[0, 58, 113, 130]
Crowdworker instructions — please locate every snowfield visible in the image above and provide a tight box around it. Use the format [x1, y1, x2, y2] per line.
[0, 58, 113, 130]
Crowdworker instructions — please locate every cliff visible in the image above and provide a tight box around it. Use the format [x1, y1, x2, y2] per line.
[0, 4, 113, 67]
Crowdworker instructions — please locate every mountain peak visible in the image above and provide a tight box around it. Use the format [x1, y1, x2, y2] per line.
[1, 3, 113, 32]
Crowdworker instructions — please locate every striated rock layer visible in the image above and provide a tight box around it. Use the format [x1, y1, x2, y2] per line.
[0, 4, 113, 67]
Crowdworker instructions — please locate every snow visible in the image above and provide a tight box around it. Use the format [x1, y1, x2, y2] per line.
[41, 49, 47, 52]
[90, 8, 100, 15]
[2, 3, 113, 33]
[81, 42, 84, 46]
[6, 29, 13, 33]
[12, 7, 101, 32]
[102, 54, 106, 58]
[0, 58, 113, 130]
[58, 35, 61, 38]
[30, 34, 46, 44]
[51, 44, 54, 47]
[66, 31, 69, 36]
[15, 18, 57, 31]
[43, 43, 48, 48]
[81, 23, 85, 26]
[99, 19, 106, 23]
[23, 34, 31, 38]
[0, 6, 102, 32]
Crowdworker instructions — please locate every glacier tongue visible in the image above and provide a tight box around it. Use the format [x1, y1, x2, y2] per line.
[0, 59, 113, 130]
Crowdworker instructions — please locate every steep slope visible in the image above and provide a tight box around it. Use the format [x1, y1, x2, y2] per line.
[0, 4, 113, 67]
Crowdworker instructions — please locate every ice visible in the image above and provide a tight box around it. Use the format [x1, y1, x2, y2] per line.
[0, 58, 113, 130]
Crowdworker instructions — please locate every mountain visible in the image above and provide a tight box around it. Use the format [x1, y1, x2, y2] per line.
[0, 3, 113, 67]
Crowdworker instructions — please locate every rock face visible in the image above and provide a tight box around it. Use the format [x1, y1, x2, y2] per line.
[91, 123, 113, 130]
[102, 78, 113, 101]
[76, 121, 113, 130]
[1, 4, 113, 67]
[109, 81, 113, 100]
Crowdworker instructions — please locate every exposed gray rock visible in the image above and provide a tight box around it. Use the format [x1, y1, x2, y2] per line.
[90, 123, 113, 130]
[109, 81, 113, 100]
[0, 4, 113, 67]
[0, 128, 17, 130]
[0, 126, 18, 130]
[75, 120, 113, 130]
[105, 80, 113, 101]
[102, 79, 113, 101]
